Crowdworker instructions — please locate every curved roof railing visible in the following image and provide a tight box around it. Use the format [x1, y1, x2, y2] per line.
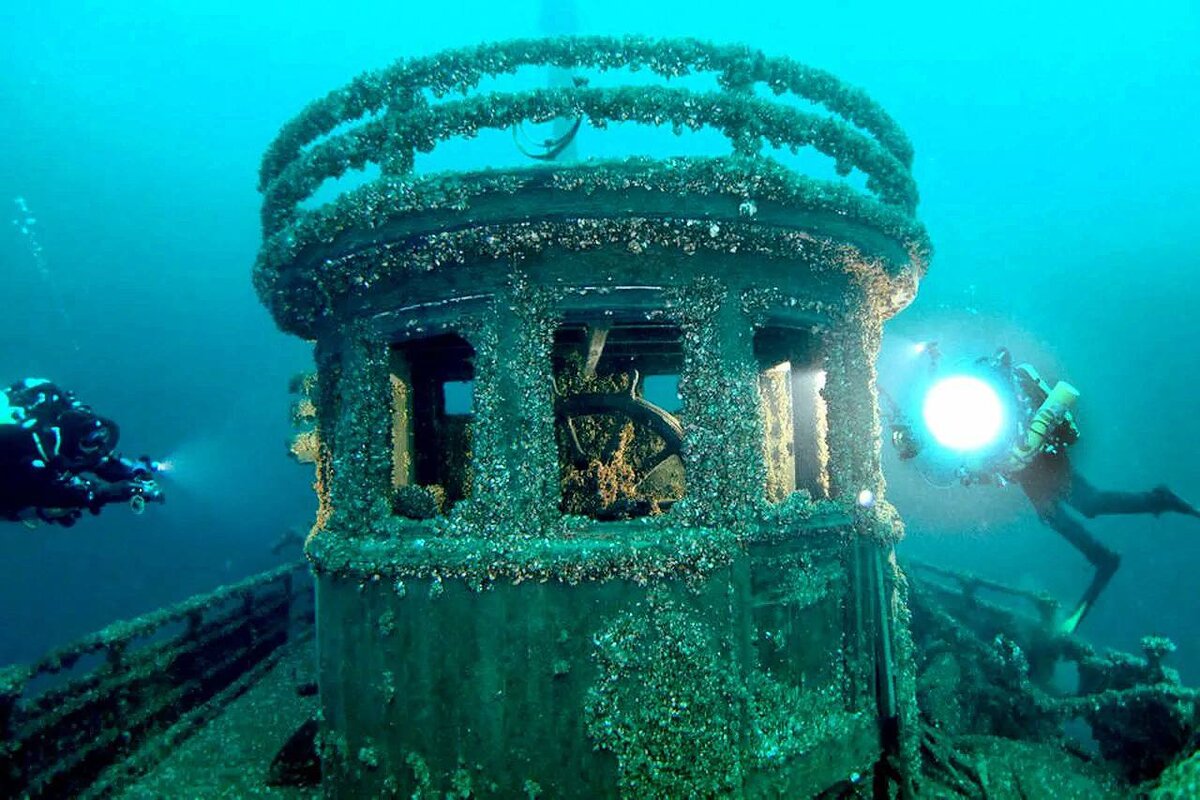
[257, 37, 919, 234]
[260, 37, 913, 182]
[255, 36, 930, 337]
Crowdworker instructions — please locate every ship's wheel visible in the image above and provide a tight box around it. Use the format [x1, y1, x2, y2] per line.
[554, 369, 684, 518]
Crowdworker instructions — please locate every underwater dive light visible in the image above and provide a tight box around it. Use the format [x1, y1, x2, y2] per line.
[921, 375, 1006, 452]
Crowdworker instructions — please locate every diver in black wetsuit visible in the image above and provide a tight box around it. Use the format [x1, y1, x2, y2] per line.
[1012, 429, 1198, 634]
[0, 378, 165, 527]
[886, 348, 1199, 634]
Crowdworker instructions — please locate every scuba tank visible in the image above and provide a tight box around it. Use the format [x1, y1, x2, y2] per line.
[1013, 363, 1079, 445]
[1007, 380, 1080, 473]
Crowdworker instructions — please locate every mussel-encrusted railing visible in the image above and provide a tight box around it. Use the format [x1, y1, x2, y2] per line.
[253, 36, 932, 338]
[0, 562, 311, 799]
[907, 559, 1200, 784]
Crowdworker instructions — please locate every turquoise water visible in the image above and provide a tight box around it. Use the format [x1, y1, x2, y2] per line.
[1, 0, 1198, 687]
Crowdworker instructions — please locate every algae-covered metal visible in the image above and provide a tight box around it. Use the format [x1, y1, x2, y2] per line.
[0, 564, 307, 798]
[258, 36, 928, 797]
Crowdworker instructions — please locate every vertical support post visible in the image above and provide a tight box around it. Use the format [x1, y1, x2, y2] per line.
[720, 292, 771, 511]
[849, 535, 908, 797]
[826, 305, 919, 796]
[388, 352, 415, 491]
[821, 315, 885, 503]
[676, 279, 767, 521]
[885, 549, 922, 799]
[327, 328, 394, 536]
[462, 280, 560, 534]
[310, 338, 344, 537]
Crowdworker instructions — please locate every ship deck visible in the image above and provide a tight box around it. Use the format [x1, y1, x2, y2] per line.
[3, 561, 1197, 797]
[118, 637, 318, 799]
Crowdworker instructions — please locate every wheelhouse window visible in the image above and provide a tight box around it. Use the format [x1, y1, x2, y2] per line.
[754, 326, 829, 502]
[552, 322, 686, 520]
[389, 333, 475, 518]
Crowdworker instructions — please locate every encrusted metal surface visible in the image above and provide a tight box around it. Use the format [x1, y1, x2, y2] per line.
[254, 37, 930, 339]
[260, 35, 927, 798]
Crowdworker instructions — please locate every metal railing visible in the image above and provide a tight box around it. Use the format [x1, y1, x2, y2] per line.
[0, 562, 310, 799]
[257, 36, 920, 238]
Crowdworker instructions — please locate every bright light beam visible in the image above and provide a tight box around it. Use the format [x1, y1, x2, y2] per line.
[922, 376, 1005, 452]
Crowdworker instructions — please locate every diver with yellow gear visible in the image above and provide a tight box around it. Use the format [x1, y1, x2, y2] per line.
[0, 378, 165, 527]
[886, 348, 1199, 634]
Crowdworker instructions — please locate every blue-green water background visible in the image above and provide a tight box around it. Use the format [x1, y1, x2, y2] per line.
[1, 1, 1197, 678]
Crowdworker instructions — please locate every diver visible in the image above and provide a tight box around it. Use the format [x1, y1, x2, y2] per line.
[885, 348, 1199, 634]
[0, 378, 165, 527]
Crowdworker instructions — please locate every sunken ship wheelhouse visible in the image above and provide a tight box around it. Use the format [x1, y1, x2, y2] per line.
[257, 37, 928, 798]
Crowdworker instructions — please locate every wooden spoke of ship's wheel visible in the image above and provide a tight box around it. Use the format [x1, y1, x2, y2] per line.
[554, 369, 684, 489]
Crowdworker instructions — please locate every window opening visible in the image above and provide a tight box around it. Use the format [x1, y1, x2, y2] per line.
[443, 380, 475, 415]
[754, 326, 829, 502]
[389, 333, 475, 518]
[553, 323, 686, 520]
